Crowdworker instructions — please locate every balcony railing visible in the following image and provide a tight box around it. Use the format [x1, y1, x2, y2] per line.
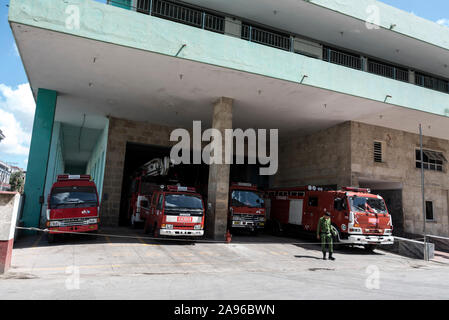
[107, 0, 449, 96]
[415, 73, 449, 94]
[242, 24, 291, 51]
[323, 47, 362, 70]
[108, 0, 225, 34]
[368, 60, 409, 83]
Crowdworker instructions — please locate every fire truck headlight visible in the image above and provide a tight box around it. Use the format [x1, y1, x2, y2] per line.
[349, 227, 362, 234]
[384, 229, 393, 235]
[49, 221, 61, 227]
[87, 218, 98, 224]
[233, 215, 242, 221]
[194, 224, 202, 230]
[165, 224, 173, 230]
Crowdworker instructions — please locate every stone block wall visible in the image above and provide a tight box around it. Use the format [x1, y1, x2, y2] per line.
[274, 122, 352, 188]
[350, 122, 449, 237]
[100, 117, 181, 226]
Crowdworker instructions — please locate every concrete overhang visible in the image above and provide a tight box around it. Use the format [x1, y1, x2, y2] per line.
[8, 0, 449, 140]
[181, 0, 449, 79]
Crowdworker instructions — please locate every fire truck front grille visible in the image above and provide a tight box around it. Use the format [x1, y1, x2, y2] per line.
[365, 229, 383, 234]
[59, 219, 91, 227]
[237, 215, 259, 221]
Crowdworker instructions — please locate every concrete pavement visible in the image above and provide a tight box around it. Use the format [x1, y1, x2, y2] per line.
[1, 227, 448, 299]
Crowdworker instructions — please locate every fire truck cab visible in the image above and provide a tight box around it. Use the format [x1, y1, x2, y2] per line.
[46, 175, 100, 242]
[229, 183, 266, 234]
[142, 185, 205, 237]
[266, 186, 394, 250]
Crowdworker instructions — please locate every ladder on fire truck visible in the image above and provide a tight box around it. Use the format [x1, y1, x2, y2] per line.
[140, 156, 174, 177]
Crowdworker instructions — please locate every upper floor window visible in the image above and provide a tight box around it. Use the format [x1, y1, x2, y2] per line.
[416, 149, 446, 172]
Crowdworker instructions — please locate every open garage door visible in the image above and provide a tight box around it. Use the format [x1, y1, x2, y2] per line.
[359, 178, 404, 236]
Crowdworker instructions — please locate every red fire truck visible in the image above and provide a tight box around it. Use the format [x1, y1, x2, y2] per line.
[141, 185, 205, 237]
[228, 183, 266, 234]
[46, 175, 100, 242]
[127, 157, 172, 228]
[266, 186, 394, 250]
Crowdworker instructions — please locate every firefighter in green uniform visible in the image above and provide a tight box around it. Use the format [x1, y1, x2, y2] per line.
[317, 209, 337, 260]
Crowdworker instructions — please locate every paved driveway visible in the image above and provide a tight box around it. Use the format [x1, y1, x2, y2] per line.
[1, 228, 448, 299]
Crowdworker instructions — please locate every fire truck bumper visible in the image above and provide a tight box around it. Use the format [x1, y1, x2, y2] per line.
[231, 221, 265, 229]
[159, 229, 204, 236]
[49, 224, 98, 234]
[343, 235, 395, 245]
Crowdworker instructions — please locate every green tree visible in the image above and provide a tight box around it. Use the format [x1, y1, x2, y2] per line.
[9, 171, 25, 193]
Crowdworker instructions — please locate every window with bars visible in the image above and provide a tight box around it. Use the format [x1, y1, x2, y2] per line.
[374, 141, 383, 163]
[416, 149, 446, 172]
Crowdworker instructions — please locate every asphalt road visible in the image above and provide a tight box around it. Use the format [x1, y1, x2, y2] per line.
[1, 227, 448, 299]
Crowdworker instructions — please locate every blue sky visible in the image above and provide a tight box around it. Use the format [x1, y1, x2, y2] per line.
[0, 0, 448, 171]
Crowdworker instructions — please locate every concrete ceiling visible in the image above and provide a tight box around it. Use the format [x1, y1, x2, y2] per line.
[61, 124, 103, 166]
[181, 0, 449, 79]
[11, 23, 449, 142]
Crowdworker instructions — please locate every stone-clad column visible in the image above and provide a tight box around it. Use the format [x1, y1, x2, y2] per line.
[206, 97, 233, 240]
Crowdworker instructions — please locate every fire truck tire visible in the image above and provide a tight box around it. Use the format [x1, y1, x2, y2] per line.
[153, 224, 159, 238]
[144, 220, 151, 234]
[271, 220, 283, 236]
[47, 233, 55, 243]
[364, 244, 377, 252]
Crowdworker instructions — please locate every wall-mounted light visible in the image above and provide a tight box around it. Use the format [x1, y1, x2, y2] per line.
[300, 75, 308, 84]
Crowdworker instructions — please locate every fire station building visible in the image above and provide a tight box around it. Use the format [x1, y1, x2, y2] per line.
[9, 0, 449, 239]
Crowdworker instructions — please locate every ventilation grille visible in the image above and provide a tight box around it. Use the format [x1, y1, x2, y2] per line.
[374, 142, 382, 163]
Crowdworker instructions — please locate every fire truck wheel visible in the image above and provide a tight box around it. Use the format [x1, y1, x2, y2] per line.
[153, 224, 159, 238]
[364, 244, 377, 252]
[47, 233, 55, 243]
[144, 221, 151, 234]
[271, 220, 283, 236]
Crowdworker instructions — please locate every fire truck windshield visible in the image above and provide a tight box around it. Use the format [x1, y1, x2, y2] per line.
[231, 190, 264, 208]
[50, 186, 98, 208]
[164, 194, 203, 213]
[349, 196, 387, 214]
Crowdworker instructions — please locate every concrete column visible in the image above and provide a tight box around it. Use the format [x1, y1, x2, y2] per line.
[206, 97, 233, 240]
[22, 89, 57, 231]
[224, 17, 242, 38]
[409, 70, 416, 84]
[0, 192, 20, 273]
[361, 56, 368, 72]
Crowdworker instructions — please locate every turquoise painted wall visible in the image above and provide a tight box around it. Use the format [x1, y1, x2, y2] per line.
[40, 121, 65, 226]
[109, 0, 132, 10]
[8, 0, 449, 118]
[86, 120, 109, 202]
[22, 88, 57, 230]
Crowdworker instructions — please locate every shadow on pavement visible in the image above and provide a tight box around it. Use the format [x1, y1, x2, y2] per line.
[13, 226, 387, 257]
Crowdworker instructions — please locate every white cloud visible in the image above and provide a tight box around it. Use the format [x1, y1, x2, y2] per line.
[0, 84, 36, 156]
[437, 18, 449, 27]
[13, 43, 19, 57]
